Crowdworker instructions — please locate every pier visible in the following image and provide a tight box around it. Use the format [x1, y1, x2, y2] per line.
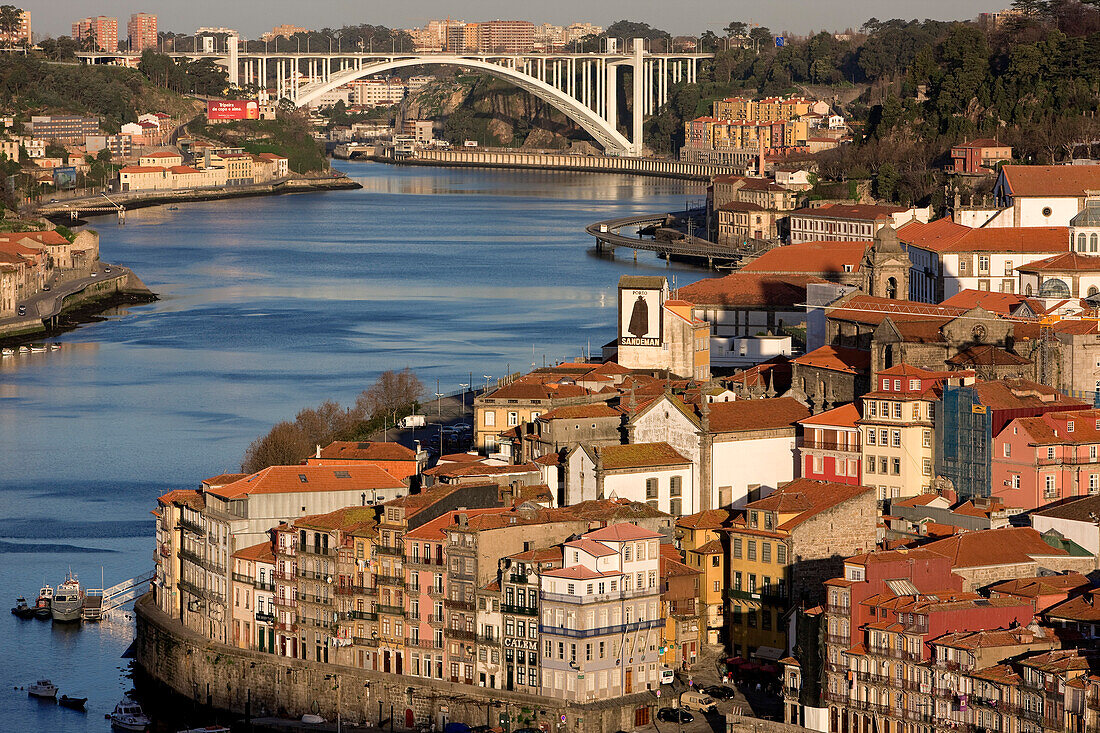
[586, 208, 762, 267]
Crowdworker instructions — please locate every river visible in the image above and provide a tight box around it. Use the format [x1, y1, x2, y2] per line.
[0, 160, 708, 730]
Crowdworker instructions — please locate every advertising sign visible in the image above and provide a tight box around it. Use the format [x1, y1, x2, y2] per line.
[52, 166, 77, 190]
[206, 100, 260, 121]
[619, 286, 663, 347]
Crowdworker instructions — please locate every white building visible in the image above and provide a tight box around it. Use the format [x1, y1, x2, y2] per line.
[788, 203, 931, 244]
[992, 164, 1100, 227]
[710, 332, 792, 369]
[564, 442, 694, 516]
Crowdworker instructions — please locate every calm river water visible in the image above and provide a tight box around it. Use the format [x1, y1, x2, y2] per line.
[0, 161, 708, 729]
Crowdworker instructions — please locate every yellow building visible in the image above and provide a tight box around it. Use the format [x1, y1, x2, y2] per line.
[337, 518, 379, 669]
[713, 97, 756, 121]
[859, 364, 976, 501]
[661, 553, 702, 669]
[677, 509, 731, 646]
[726, 478, 877, 661]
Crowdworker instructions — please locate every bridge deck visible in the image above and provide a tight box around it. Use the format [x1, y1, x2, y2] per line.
[586, 210, 746, 261]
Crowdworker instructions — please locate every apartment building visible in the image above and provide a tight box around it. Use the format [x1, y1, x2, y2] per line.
[789, 204, 931, 245]
[230, 539, 276, 653]
[995, 408, 1100, 510]
[661, 553, 701, 670]
[0, 8, 30, 44]
[474, 373, 594, 452]
[29, 115, 100, 143]
[677, 509, 731, 646]
[539, 524, 665, 702]
[727, 479, 877, 661]
[859, 364, 976, 500]
[798, 403, 863, 485]
[127, 13, 157, 52]
[72, 16, 118, 51]
[564, 442, 694, 516]
[499, 547, 560, 693]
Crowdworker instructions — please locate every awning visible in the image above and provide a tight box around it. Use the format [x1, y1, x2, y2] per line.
[752, 646, 785, 661]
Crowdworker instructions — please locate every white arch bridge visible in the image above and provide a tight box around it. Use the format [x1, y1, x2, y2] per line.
[79, 40, 711, 156]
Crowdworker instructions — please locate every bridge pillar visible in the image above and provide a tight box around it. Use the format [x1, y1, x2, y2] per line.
[605, 61, 617, 138]
[227, 35, 239, 87]
[631, 39, 644, 157]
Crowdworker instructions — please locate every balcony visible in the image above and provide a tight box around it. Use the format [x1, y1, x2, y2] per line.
[375, 573, 404, 587]
[426, 586, 445, 597]
[539, 618, 664, 639]
[178, 578, 204, 598]
[1038, 454, 1099, 466]
[255, 580, 275, 592]
[669, 601, 697, 618]
[407, 638, 444, 650]
[449, 628, 477, 642]
[375, 544, 404, 557]
[299, 616, 334, 629]
[340, 609, 378, 621]
[375, 603, 405, 617]
[726, 587, 787, 603]
[353, 636, 379, 648]
[274, 570, 296, 582]
[445, 598, 474, 611]
[335, 584, 376, 596]
[300, 544, 335, 557]
[405, 582, 421, 593]
[275, 621, 296, 632]
[502, 604, 538, 617]
[428, 614, 445, 625]
[179, 547, 207, 570]
[477, 634, 498, 644]
[801, 439, 860, 452]
[824, 603, 851, 616]
[407, 556, 444, 568]
[178, 517, 205, 536]
[825, 633, 849, 646]
[297, 568, 327, 580]
[273, 597, 298, 609]
[232, 572, 254, 585]
[298, 592, 333, 606]
[508, 573, 529, 584]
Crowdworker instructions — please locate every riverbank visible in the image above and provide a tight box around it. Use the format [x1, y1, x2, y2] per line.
[0, 268, 156, 345]
[355, 148, 740, 181]
[35, 174, 362, 220]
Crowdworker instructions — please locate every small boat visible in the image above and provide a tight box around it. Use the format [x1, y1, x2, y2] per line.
[110, 697, 151, 731]
[18, 345, 29, 353]
[11, 596, 33, 618]
[49, 343, 61, 351]
[28, 679, 58, 698]
[52, 571, 84, 623]
[59, 694, 87, 710]
[167, 205, 180, 210]
[1, 347, 12, 356]
[29, 344, 47, 353]
[34, 585, 53, 619]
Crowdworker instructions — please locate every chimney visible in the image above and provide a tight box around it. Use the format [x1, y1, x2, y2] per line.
[316, 444, 321, 459]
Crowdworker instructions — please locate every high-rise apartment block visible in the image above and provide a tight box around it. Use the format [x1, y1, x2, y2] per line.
[127, 13, 157, 52]
[72, 16, 118, 52]
[0, 8, 30, 45]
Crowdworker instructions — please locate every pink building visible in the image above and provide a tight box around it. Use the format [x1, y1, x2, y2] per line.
[994, 408, 1100, 510]
[73, 16, 118, 52]
[127, 13, 157, 52]
[798, 402, 862, 485]
[403, 512, 458, 682]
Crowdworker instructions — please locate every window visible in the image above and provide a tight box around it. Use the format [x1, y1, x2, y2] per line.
[507, 411, 519, 427]
[893, 403, 902, 419]
[1048, 447, 1056, 460]
[923, 430, 931, 448]
[869, 402, 878, 418]
[909, 379, 920, 391]
[762, 543, 772, 563]
[1004, 443, 1011, 458]
[923, 458, 932, 476]
[484, 410, 496, 427]
[892, 430, 901, 448]
[892, 458, 901, 475]
[747, 541, 757, 560]
[880, 429, 888, 445]
[777, 544, 786, 564]
[1004, 260, 1014, 276]
[959, 259, 968, 273]
[978, 255, 990, 273]
[867, 429, 876, 445]
[1090, 474, 1099, 494]
[866, 456, 875, 474]
[645, 478, 658, 499]
[670, 476, 682, 497]
[1045, 475, 1057, 498]
[880, 457, 888, 474]
[881, 378, 889, 391]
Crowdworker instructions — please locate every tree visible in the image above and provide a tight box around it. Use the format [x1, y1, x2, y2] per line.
[241, 420, 313, 473]
[724, 21, 748, 38]
[0, 5, 20, 43]
[355, 368, 424, 424]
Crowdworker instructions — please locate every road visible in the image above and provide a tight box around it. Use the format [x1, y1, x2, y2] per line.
[0, 261, 127, 329]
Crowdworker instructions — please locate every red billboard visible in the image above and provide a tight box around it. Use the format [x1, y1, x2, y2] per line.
[206, 100, 260, 121]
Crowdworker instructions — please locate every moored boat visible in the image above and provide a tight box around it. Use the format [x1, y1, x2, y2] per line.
[59, 694, 87, 710]
[29, 344, 46, 353]
[34, 585, 53, 619]
[1, 347, 13, 356]
[51, 571, 84, 623]
[28, 679, 58, 698]
[49, 343, 61, 350]
[11, 596, 33, 618]
[110, 697, 151, 731]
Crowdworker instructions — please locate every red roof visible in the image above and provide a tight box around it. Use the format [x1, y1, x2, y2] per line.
[792, 344, 870, 374]
[739, 240, 868, 275]
[232, 540, 275, 563]
[597, 442, 690, 469]
[939, 289, 1044, 315]
[742, 478, 874, 531]
[317, 441, 416, 462]
[1000, 165, 1100, 198]
[583, 523, 662, 542]
[798, 401, 861, 428]
[208, 464, 404, 499]
[678, 272, 827, 308]
[919, 526, 1072, 568]
[119, 165, 165, 173]
[708, 396, 809, 433]
[898, 218, 972, 251]
[790, 203, 909, 221]
[1017, 251, 1100, 273]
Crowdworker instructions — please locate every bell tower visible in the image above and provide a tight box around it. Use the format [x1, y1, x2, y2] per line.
[861, 223, 911, 300]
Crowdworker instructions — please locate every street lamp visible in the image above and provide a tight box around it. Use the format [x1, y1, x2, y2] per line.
[324, 673, 342, 733]
[435, 392, 444, 417]
[459, 383, 469, 424]
[483, 374, 492, 395]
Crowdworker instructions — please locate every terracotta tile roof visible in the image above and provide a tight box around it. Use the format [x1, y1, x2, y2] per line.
[563, 498, 669, 521]
[740, 240, 869, 275]
[487, 379, 590, 400]
[533, 452, 561, 467]
[844, 547, 948, 565]
[971, 379, 1082, 410]
[1052, 319, 1100, 335]
[508, 546, 562, 564]
[676, 509, 733, 530]
[678, 272, 827, 308]
[537, 404, 621, 420]
[542, 565, 613, 580]
[566, 537, 618, 557]
[691, 539, 724, 554]
[1032, 494, 1100, 521]
[989, 572, 1091, 598]
[437, 452, 485, 464]
[168, 165, 202, 174]
[927, 226, 1067, 253]
[707, 396, 810, 433]
[930, 627, 1048, 651]
[208, 464, 404, 499]
[1001, 164, 1100, 197]
[939, 289, 1045, 315]
[202, 473, 248, 487]
[919, 526, 1074, 568]
[1018, 251, 1100, 272]
[792, 344, 871, 374]
[970, 663, 1022, 685]
[798, 402, 861, 428]
[294, 505, 378, 533]
[403, 507, 507, 541]
[583, 523, 663, 542]
[232, 540, 276, 563]
[826, 293, 964, 326]
[119, 165, 166, 173]
[318, 441, 416, 462]
[1043, 590, 1100, 622]
[1014, 408, 1100, 446]
[143, 150, 181, 158]
[790, 203, 908, 221]
[157, 488, 205, 511]
[723, 357, 792, 393]
[958, 138, 1005, 148]
[742, 478, 874, 531]
[422, 462, 539, 478]
[662, 556, 699, 577]
[597, 442, 690, 470]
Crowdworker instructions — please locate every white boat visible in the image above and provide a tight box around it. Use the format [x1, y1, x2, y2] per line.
[28, 679, 58, 698]
[17, 345, 28, 353]
[1, 347, 12, 356]
[51, 571, 83, 623]
[110, 698, 151, 731]
[49, 343, 60, 350]
[29, 345, 46, 353]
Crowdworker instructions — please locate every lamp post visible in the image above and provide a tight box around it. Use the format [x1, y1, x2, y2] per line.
[325, 673, 342, 733]
[459, 383, 469, 425]
[435, 392, 444, 417]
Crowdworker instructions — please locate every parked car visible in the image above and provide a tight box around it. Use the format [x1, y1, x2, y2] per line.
[660, 667, 675, 684]
[657, 708, 693, 724]
[703, 685, 736, 700]
[42, 284, 50, 291]
[680, 690, 718, 713]
[17, 305, 26, 315]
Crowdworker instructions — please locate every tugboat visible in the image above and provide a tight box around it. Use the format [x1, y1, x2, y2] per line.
[51, 571, 84, 623]
[109, 697, 151, 731]
[34, 585, 53, 619]
[28, 679, 58, 699]
[11, 596, 33, 618]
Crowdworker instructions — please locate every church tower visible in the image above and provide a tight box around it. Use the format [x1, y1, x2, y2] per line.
[861, 223, 911, 300]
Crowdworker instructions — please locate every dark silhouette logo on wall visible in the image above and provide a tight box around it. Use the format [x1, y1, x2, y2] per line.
[619, 288, 662, 346]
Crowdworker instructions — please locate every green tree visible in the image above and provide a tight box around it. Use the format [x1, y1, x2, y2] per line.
[724, 21, 748, 38]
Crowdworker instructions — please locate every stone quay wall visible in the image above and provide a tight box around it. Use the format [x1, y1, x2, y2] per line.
[135, 594, 658, 733]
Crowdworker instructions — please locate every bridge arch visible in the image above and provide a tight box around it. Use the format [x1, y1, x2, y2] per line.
[292, 56, 634, 155]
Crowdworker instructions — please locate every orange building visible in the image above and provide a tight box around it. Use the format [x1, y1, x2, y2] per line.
[127, 13, 157, 52]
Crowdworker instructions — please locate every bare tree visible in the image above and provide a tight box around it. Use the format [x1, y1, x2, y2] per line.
[241, 420, 313, 473]
[354, 368, 425, 423]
